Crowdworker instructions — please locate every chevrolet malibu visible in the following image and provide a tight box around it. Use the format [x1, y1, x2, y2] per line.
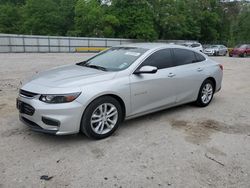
[17, 43, 223, 139]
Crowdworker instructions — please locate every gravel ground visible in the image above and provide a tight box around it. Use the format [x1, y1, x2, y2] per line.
[0, 53, 250, 188]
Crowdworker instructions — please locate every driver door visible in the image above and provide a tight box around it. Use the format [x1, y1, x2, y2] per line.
[129, 49, 177, 116]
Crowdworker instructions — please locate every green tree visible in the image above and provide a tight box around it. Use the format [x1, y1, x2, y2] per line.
[21, 0, 62, 35]
[102, 14, 119, 37]
[0, 0, 249, 44]
[0, 3, 21, 33]
[232, 4, 250, 43]
[198, 0, 221, 42]
[0, 0, 25, 5]
[74, 0, 119, 37]
[112, 0, 157, 40]
[59, 0, 77, 36]
[74, 0, 104, 37]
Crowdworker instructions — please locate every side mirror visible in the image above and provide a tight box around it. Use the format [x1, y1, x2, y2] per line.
[134, 66, 158, 74]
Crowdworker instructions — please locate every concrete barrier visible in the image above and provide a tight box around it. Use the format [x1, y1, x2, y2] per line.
[0, 33, 197, 53]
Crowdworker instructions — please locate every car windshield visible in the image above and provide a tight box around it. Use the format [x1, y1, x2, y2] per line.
[235, 44, 247, 48]
[78, 47, 147, 71]
[210, 45, 219, 48]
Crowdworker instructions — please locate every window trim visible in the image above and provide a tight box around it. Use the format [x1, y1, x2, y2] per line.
[194, 51, 206, 63]
[132, 47, 175, 74]
[131, 47, 207, 74]
[171, 48, 202, 67]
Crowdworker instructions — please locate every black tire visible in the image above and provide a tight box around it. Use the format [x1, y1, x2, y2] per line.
[80, 96, 123, 139]
[195, 79, 215, 107]
[243, 52, 247, 57]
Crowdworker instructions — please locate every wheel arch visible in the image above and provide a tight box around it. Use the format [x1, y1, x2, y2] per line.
[82, 93, 127, 122]
[205, 77, 216, 90]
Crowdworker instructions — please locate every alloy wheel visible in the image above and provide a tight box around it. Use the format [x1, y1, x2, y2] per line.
[201, 83, 213, 104]
[90, 103, 118, 135]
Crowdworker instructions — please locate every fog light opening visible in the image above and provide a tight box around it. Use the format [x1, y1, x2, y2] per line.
[42, 117, 60, 127]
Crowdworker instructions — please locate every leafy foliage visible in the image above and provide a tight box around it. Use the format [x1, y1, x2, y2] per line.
[0, 0, 249, 45]
[0, 3, 21, 33]
[21, 0, 62, 35]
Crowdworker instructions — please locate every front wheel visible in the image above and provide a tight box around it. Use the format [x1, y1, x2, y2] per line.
[81, 96, 123, 139]
[195, 80, 215, 107]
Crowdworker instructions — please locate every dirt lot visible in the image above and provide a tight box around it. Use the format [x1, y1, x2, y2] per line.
[0, 53, 250, 188]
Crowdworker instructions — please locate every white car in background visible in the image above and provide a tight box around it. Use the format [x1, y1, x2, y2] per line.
[179, 42, 203, 52]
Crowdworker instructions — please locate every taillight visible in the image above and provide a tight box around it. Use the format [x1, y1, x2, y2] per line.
[219, 64, 223, 71]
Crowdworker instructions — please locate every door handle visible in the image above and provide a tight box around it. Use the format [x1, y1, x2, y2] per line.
[197, 67, 203, 72]
[168, 73, 176, 78]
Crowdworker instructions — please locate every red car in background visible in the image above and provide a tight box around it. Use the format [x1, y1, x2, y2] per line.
[229, 44, 250, 57]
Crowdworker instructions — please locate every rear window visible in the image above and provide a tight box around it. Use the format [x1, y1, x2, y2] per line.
[172, 48, 197, 66]
[195, 52, 206, 62]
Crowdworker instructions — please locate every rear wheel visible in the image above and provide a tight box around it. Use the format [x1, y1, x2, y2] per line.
[81, 96, 123, 139]
[196, 80, 215, 107]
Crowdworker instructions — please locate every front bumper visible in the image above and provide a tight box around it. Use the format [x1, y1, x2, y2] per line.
[17, 95, 85, 135]
[204, 51, 215, 56]
[204, 52, 214, 56]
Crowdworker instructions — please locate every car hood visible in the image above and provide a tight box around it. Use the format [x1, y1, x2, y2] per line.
[232, 48, 244, 51]
[205, 48, 218, 51]
[22, 65, 117, 89]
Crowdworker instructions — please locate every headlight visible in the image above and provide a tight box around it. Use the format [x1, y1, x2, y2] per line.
[39, 92, 81, 103]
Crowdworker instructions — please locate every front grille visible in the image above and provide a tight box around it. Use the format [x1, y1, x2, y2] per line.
[20, 89, 38, 98]
[22, 103, 35, 115]
[18, 101, 35, 116]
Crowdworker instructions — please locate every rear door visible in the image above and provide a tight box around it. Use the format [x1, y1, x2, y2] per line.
[129, 49, 177, 115]
[219, 46, 224, 55]
[219, 45, 227, 55]
[171, 48, 207, 103]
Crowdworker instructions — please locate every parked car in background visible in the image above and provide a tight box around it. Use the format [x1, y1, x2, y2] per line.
[204, 45, 228, 56]
[179, 42, 203, 52]
[229, 44, 250, 57]
[17, 43, 223, 139]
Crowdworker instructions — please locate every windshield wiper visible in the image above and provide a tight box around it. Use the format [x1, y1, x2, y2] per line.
[84, 64, 107, 71]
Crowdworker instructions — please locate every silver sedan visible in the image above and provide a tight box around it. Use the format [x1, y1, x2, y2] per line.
[204, 45, 228, 56]
[17, 43, 223, 139]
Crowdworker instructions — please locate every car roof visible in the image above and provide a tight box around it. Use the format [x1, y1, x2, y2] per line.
[179, 42, 201, 45]
[116, 43, 191, 50]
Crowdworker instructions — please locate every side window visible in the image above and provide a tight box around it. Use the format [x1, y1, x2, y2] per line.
[194, 52, 206, 62]
[138, 49, 173, 69]
[191, 43, 200, 48]
[172, 48, 197, 66]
